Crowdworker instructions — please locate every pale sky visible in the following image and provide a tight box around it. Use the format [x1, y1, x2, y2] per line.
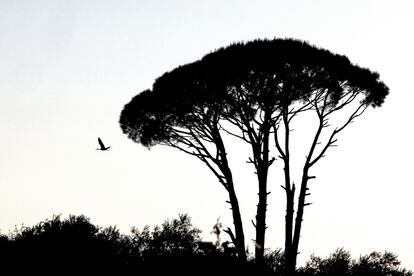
[0, 0, 413, 269]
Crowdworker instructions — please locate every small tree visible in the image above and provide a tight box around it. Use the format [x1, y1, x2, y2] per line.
[131, 214, 201, 257]
[302, 248, 352, 276]
[8, 215, 133, 274]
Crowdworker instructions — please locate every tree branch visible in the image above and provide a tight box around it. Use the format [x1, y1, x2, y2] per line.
[309, 103, 368, 167]
[223, 227, 237, 246]
[274, 125, 286, 159]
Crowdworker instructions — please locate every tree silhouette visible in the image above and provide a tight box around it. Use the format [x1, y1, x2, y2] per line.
[120, 56, 253, 262]
[119, 38, 389, 267]
[119, 39, 298, 265]
[268, 43, 389, 274]
[5, 215, 134, 274]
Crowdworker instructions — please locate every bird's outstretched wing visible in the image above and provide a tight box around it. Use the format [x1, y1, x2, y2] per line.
[98, 137, 105, 148]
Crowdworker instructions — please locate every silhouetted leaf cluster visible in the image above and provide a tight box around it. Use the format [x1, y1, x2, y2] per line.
[120, 38, 388, 148]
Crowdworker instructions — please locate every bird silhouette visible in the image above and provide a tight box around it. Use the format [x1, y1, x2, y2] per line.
[96, 137, 111, 151]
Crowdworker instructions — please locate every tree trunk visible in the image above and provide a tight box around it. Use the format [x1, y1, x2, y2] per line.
[291, 167, 310, 271]
[254, 121, 271, 267]
[281, 112, 296, 276]
[227, 183, 247, 263]
[284, 185, 295, 275]
[255, 168, 268, 267]
[212, 125, 247, 263]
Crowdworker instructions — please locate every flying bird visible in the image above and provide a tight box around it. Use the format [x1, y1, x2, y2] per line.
[96, 137, 111, 151]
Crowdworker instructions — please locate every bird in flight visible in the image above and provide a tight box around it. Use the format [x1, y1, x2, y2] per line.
[96, 137, 111, 151]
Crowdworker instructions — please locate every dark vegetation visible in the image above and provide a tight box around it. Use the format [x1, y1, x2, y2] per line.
[0, 215, 411, 276]
[0, 214, 254, 275]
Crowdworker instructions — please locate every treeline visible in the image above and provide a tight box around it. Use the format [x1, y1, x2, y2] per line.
[0, 214, 411, 276]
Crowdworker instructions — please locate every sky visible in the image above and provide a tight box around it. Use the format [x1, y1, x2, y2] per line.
[1, 0, 413, 269]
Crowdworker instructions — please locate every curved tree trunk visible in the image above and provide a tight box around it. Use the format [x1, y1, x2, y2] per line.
[214, 125, 247, 264]
[227, 186, 247, 263]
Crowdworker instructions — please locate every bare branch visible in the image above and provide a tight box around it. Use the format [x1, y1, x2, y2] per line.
[198, 156, 228, 189]
[223, 227, 236, 245]
[168, 142, 228, 189]
[274, 125, 286, 159]
[336, 103, 368, 133]
[304, 110, 324, 167]
[288, 100, 314, 123]
[220, 124, 251, 143]
[324, 88, 361, 117]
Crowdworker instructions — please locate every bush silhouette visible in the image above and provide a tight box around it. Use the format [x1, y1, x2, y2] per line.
[5, 215, 133, 274]
[128, 214, 258, 275]
[299, 248, 352, 276]
[351, 251, 412, 276]
[297, 248, 412, 276]
[130, 214, 202, 258]
[1, 216, 411, 276]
